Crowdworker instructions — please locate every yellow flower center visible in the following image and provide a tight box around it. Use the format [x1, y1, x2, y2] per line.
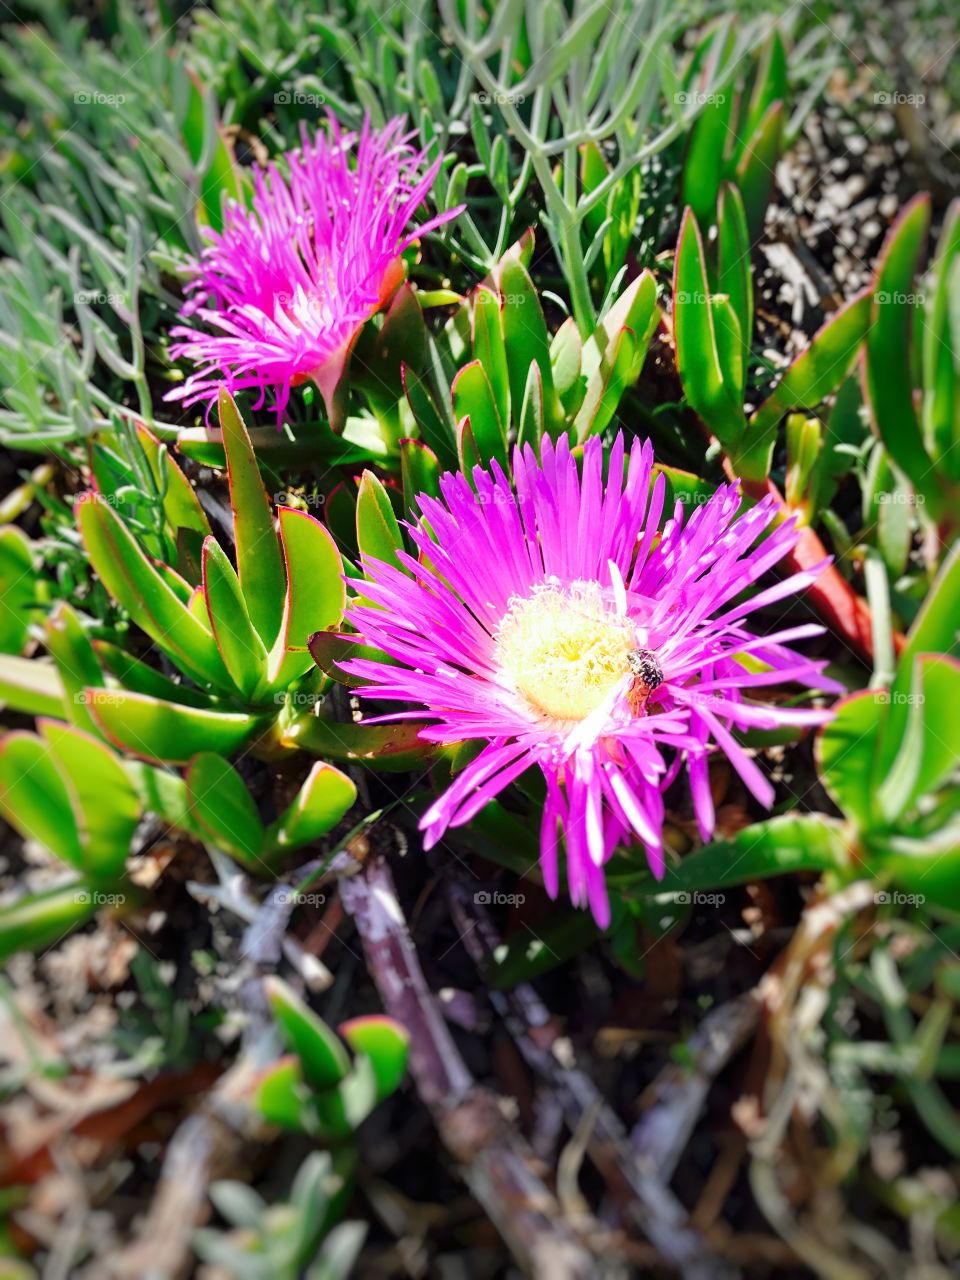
[495, 581, 633, 722]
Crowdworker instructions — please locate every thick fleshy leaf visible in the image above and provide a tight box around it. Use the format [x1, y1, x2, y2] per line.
[352, 282, 426, 412]
[498, 257, 560, 430]
[218, 388, 286, 646]
[517, 360, 544, 451]
[0, 731, 86, 870]
[881, 541, 960, 758]
[265, 976, 351, 1090]
[617, 814, 850, 894]
[0, 654, 65, 718]
[682, 91, 734, 230]
[877, 655, 960, 823]
[456, 416, 481, 476]
[338, 1015, 410, 1102]
[673, 209, 745, 452]
[0, 525, 33, 654]
[136, 423, 212, 583]
[254, 1055, 311, 1131]
[472, 286, 510, 428]
[38, 720, 139, 881]
[574, 327, 639, 442]
[922, 200, 960, 481]
[88, 689, 265, 764]
[580, 270, 658, 387]
[451, 361, 507, 470]
[356, 472, 404, 571]
[734, 100, 783, 241]
[400, 438, 441, 510]
[77, 493, 229, 689]
[285, 716, 434, 771]
[95, 642, 210, 708]
[816, 690, 885, 831]
[202, 537, 268, 701]
[186, 752, 265, 867]
[717, 182, 753, 373]
[268, 508, 345, 689]
[863, 195, 933, 498]
[402, 365, 457, 469]
[550, 316, 583, 406]
[269, 763, 357, 851]
[44, 603, 104, 736]
[0, 882, 98, 962]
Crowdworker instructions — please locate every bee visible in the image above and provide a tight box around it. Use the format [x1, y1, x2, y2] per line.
[625, 647, 664, 716]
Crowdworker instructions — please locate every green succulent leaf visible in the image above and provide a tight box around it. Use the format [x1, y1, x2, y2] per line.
[202, 537, 269, 701]
[218, 388, 287, 647]
[356, 471, 405, 571]
[0, 525, 34, 655]
[673, 209, 745, 453]
[38, 720, 140, 881]
[451, 360, 508, 470]
[186, 751, 266, 868]
[268, 507, 346, 690]
[0, 731, 85, 871]
[268, 763, 357, 852]
[76, 493, 230, 690]
[0, 654, 66, 719]
[0, 882, 98, 962]
[88, 689, 266, 765]
[44, 603, 104, 736]
[338, 1015, 410, 1103]
[863, 196, 935, 502]
[265, 976, 351, 1091]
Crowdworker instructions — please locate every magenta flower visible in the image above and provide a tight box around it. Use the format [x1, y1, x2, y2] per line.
[166, 116, 461, 424]
[345, 434, 839, 927]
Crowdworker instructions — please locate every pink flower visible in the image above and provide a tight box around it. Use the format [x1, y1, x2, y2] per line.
[166, 115, 461, 425]
[344, 434, 839, 927]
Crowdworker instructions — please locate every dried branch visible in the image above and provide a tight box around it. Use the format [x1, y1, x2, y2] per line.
[339, 853, 621, 1280]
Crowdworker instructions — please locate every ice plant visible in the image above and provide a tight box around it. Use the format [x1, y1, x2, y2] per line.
[344, 434, 840, 926]
[166, 116, 460, 424]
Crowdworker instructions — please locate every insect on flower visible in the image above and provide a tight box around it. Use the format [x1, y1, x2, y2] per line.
[344, 433, 840, 928]
[625, 647, 665, 716]
[166, 115, 463, 427]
